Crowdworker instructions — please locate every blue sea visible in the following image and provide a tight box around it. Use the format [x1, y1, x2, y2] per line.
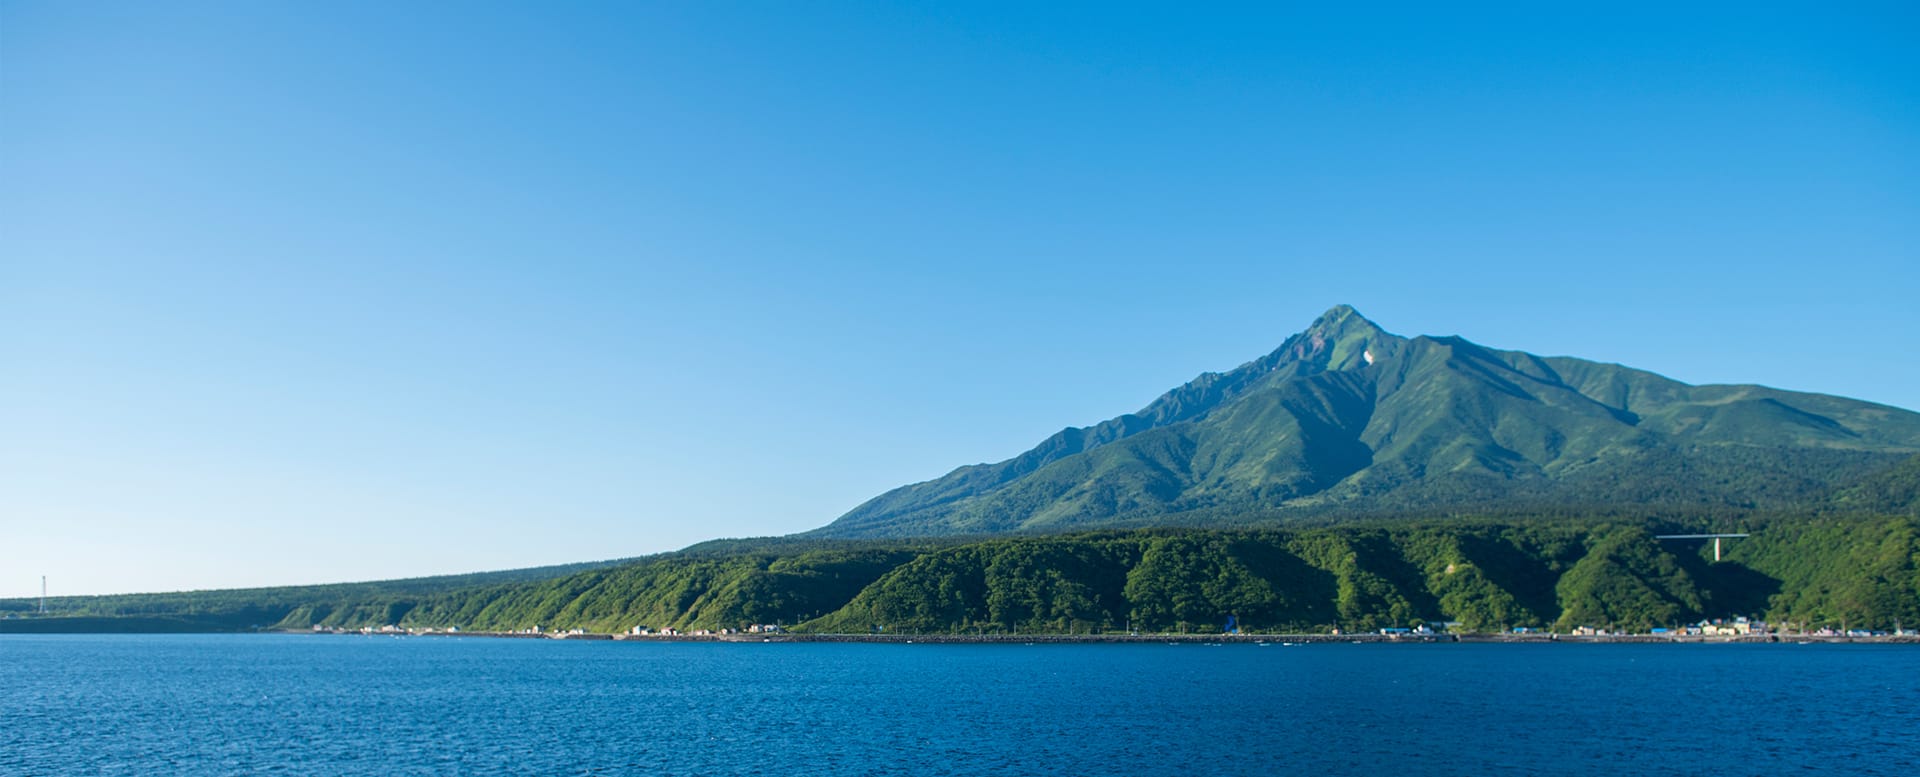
[3, 635, 1917, 775]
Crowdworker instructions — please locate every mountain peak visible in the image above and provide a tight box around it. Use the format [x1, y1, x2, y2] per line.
[1309, 304, 1379, 335]
[1291, 304, 1395, 371]
[1319, 303, 1363, 320]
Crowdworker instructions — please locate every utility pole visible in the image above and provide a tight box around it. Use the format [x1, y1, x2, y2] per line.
[41, 576, 47, 614]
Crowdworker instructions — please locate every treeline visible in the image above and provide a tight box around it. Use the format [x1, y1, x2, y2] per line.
[7, 518, 1915, 635]
[278, 548, 919, 633]
[0, 557, 638, 632]
[1832, 452, 1920, 516]
[807, 526, 1640, 634]
[1161, 447, 1910, 528]
[804, 519, 1918, 634]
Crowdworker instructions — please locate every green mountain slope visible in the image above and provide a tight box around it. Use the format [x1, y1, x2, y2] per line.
[352, 548, 918, 633]
[814, 306, 1920, 538]
[1832, 453, 1920, 516]
[394, 520, 1918, 634]
[0, 557, 638, 632]
[14, 519, 1917, 634]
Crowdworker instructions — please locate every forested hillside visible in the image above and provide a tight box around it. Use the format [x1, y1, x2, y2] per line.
[18, 518, 1911, 635]
[1832, 453, 1920, 516]
[792, 520, 1918, 634]
[0, 557, 636, 632]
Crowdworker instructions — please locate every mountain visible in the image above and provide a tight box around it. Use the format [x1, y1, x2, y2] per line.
[814, 306, 1920, 538]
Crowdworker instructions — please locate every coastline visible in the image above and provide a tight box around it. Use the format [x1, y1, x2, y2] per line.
[384, 631, 1920, 645]
[6, 624, 1914, 643]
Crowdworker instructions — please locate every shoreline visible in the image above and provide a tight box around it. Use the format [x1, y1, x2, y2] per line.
[6, 625, 1914, 643]
[385, 631, 1920, 645]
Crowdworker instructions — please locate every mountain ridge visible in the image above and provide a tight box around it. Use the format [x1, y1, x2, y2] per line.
[813, 306, 1920, 538]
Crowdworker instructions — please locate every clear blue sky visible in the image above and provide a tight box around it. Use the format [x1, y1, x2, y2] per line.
[4, 2, 1916, 596]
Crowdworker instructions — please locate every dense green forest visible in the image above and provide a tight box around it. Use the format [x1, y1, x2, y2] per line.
[1832, 453, 1920, 516]
[0, 557, 636, 632]
[10, 516, 1915, 635]
[798, 519, 1918, 634]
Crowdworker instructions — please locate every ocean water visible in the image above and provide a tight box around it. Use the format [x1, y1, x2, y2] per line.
[3, 635, 1917, 775]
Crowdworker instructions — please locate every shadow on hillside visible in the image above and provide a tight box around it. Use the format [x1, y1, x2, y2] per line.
[1456, 534, 1564, 623]
[1696, 561, 1782, 619]
[1347, 532, 1443, 619]
[1230, 539, 1340, 630]
[1664, 544, 1782, 619]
